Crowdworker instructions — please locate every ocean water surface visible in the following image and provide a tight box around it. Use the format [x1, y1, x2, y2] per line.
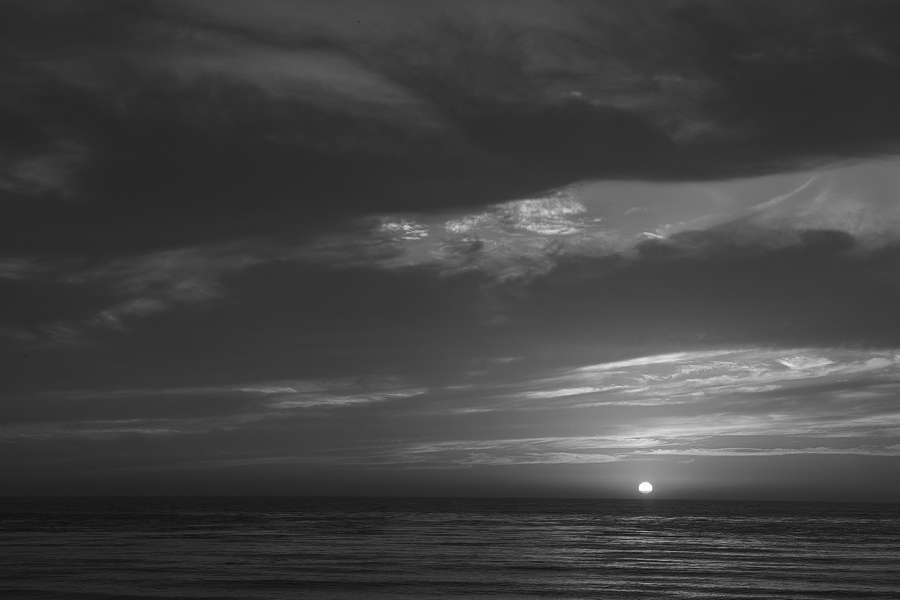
[1, 497, 899, 599]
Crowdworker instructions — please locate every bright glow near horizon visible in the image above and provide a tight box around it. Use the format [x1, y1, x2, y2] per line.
[638, 481, 654, 494]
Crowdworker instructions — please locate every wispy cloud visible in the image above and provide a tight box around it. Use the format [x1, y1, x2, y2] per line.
[0, 141, 88, 198]
[165, 47, 431, 120]
[641, 446, 900, 458]
[1, 376, 426, 441]
[7, 242, 267, 342]
[73, 244, 262, 330]
[358, 347, 900, 466]
[0, 257, 40, 280]
[378, 436, 651, 466]
[488, 348, 900, 410]
[6, 347, 900, 473]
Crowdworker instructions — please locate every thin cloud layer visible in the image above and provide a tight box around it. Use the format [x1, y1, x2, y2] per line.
[1, 376, 426, 441]
[5, 347, 900, 472]
[347, 347, 900, 467]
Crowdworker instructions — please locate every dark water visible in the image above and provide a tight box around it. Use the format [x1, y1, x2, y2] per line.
[1, 498, 899, 599]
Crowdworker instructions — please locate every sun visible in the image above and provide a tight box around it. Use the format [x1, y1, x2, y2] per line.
[638, 481, 653, 495]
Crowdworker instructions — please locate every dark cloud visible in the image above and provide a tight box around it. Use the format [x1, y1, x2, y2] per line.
[510, 229, 900, 353]
[4, 1, 900, 256]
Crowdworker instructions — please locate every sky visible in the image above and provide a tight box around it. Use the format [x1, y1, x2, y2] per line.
[4, 0, 900, 500]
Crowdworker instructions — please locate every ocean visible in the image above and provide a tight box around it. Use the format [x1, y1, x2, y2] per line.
[1, 497, 899, 599]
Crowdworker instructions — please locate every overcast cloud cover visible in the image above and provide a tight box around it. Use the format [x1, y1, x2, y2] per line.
[4, 0, 900, 499]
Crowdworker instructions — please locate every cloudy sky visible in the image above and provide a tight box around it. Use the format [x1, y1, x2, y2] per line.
[4, 0, 900, 499]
